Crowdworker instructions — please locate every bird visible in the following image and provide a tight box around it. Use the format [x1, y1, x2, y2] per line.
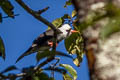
[16, 24, 78, 63]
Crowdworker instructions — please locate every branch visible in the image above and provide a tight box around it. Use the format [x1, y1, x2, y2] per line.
[34, 57, 55, 71]
[15, 0, 61, 33]
[15, 0, 59, 74]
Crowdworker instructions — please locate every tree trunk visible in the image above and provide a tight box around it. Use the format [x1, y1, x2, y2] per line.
[72, 0, 120, 80]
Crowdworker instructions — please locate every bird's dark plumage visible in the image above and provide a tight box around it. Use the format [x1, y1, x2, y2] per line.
[16, 24, 72, 63]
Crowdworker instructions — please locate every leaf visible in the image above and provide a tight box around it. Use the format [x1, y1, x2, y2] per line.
[60, 64, 77, 80]
[63, 73, 72, 80]
[36, 50, 72, 62]
[0, 36, 5, 60]
[73, 58, 82, 67]
[44, 67, 67, 74]
[64, 0, 72, 8]
[65, 33, 82, 54]
[0, 13, 2, 23]
[48, 18, 63, 30]
[62, 14, 71, 19]
[1, 0, 14, 18]
[72, 10, 77, 18]
[65, 33, 84, 66]
[100, 16, 120, 39]
[1, 66, 17, 73]
[33, 72, 50, 80]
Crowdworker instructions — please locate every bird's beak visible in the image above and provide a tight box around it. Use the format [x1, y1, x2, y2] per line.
[71, 30, 79, 33]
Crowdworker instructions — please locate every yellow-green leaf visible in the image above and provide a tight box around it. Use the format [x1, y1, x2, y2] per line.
[64, 0, 72, 8]
[60, 64, 77, 80]
[73, 57, 83, 67]
[72, 10, 77, 18]
[48, 18, 63, 30]
[63, 73, 72, 80]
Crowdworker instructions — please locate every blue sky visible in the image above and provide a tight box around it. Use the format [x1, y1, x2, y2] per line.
[0, 0, 89, 80]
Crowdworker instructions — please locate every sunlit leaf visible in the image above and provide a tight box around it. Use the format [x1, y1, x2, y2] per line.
[48, 18, 63, 30]
[72, 10, 77, 18]
[44, 67, 67, 74]
[60, 64, 77, 80]
[64, 0, 72, 8]
[36, 50, 72, 62]
[73, 58, 82, 67]
[1, 66, 17, 73]
[63, 73, 72, 80]
[100, 16, 120, 39]
[0, 36, 5, 60]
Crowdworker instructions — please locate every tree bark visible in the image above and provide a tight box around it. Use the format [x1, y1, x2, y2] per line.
[72, 0, 120, 80]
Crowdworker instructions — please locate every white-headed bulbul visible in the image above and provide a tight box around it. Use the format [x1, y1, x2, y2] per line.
[16, 24, 78, 63]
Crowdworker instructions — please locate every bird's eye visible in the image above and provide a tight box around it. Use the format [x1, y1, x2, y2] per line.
[66, 30, 70, 32]
[66, 28, 72, 32]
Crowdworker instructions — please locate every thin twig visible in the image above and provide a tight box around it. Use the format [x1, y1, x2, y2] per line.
[34, 57, 55, 71]
[37, 6, 50, 14]
[51, 57, 60, 78]
[2, 14, 20, 18]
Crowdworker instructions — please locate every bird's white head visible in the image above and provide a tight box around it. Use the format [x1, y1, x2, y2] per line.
[58, 24, 78, 38]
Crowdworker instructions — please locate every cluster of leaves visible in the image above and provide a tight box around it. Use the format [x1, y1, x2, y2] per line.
[0, 0, 14, 23]
[0, 0, 84, 80]
[1, 0, 120, 80]
[0, 1, 79, 80]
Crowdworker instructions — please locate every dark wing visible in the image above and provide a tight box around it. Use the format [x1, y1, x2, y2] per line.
[33, 29, 54, 46]
[16, 29, 54, 63]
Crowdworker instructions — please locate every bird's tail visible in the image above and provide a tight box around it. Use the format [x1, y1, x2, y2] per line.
[15, 47, 35, 63]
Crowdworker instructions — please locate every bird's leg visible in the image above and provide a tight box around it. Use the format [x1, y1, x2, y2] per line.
[48, 41, 58, 47]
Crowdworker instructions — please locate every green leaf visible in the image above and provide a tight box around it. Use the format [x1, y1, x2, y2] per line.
[60, 64, 77, 80]
[0, 13, 2, 23]
[33, 72, 50, 80]
[44, 67, 67, 74]
[73, 58, 82, 67]
[62, 14, 71, 19]
[100, 16, 120, 39]
[72, 10, 77, 18]
[0, 36, 5, 60]
[36, 50, 72, 62]
[65, 33, 84, 66]
[65, 33, 82, 54]
[1, 66, 17, 73]
[63, 73, 72, 80]
[64, 0, 72, 8]
[1, 0, 14, 18]
[48, 18, 63, 30]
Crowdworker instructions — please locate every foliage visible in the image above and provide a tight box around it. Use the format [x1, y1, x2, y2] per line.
[1, 0, 120, 80]
[0, 0, 14, 22]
